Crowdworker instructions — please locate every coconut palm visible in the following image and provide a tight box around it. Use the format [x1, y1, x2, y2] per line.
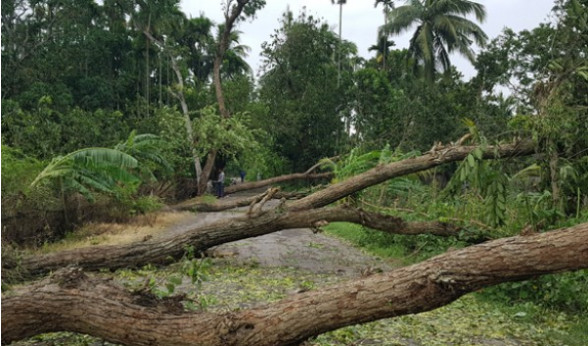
[369, 35, 396, 68]
[381, 0, 488, 81]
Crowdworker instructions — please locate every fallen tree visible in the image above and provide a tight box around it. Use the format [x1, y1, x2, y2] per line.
[224, 172, 332, 195]
[9, 205, 460, 278]
[289, 140, 535, 210]
[3, 222, 587, 345]
[172, 189, 307, 212]
[4, 141, 532, 278]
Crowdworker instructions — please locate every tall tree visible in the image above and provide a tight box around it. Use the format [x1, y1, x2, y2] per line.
[381, 0, 487, 81]
[258, 9, 355, 170]
[331, 0, 347, 85]
[374, 0, 396, 70]
[197, 0, 265, 195]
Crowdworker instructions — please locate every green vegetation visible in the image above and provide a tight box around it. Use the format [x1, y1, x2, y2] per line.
[2, 0, 587, 344]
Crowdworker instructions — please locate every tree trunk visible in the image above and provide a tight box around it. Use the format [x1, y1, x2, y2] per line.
[289, 140, 535, 211]
[173, 189, 307, 212]
[198, 149, 218, 195]
[144, 14, 151, 118]
[171, 57, 203, 185]
[198, 1, 250, 195]
[143, 30, 203, 188]
[224, 172, 333, 195]
[548, 139, 562, 211]
[3, 222, 587, 345]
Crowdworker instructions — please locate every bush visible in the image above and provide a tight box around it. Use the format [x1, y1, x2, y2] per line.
[480, 270, 588, 314]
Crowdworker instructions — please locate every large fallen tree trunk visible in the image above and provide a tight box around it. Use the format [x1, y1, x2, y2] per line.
[289, 140, 535, 210]
[173, 189, 307, 212]
[224, 172, 332, 195]
[4, 141, 532, 279]
[10, 206, 459, 278]
[3, 222, 587, 345]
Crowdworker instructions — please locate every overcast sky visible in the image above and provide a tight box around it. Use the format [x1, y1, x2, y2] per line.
[180, 0, 556, 80]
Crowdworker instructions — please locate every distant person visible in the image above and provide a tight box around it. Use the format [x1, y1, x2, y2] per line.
[257, 172, 261, 181]
[217, 168, 225, 198]
[239, 170, 246, 183]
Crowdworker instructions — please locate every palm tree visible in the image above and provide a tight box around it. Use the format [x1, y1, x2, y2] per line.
[217, 27, 252, 79]
[331, 0, 347, 85]
[375, 0, 396, 69]
[175, 16, 216, 83]
[369, 35, 395, 68]
[381, 0, 488, 81]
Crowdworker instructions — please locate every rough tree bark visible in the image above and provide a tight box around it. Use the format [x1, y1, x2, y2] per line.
[5, 141, 532, 278]
[3, 222, 587, 345]
[173, 189, 307, 212]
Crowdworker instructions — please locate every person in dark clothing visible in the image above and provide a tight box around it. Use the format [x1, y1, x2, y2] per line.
[217, 168, 225, 198]
[239, 170, 246, 183]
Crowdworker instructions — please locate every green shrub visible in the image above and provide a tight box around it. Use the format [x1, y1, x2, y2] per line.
[480, 270, 588, 314]
[1, 145, 45, 198]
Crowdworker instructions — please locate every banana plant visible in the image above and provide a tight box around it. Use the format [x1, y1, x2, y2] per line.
[114, 130, 173, 181]
[30, 147, 139, 203]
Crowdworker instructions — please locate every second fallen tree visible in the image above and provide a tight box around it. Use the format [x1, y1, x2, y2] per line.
[5, 141, 534, 278]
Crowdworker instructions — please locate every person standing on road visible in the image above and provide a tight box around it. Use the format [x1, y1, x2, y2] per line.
[217, 168, 225, 198]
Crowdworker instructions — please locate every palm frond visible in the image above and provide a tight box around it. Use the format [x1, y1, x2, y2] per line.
[382, 3, 423, 35]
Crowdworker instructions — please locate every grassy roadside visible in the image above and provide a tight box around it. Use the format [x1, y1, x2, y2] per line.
[322, 222, 588, 345]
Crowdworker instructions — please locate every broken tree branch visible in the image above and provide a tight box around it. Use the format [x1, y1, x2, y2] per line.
[224, 172, 333, 195]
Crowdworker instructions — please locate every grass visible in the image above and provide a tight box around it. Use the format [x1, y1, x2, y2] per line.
[31, 211, 195, 254]
[323, 222, 406, 259]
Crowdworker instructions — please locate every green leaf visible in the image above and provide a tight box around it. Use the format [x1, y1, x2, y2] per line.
[467, 154, 475, 168]
[166, 283, 176, 294]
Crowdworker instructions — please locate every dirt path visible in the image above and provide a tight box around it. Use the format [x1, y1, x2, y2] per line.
[163, 189, 394, 276]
